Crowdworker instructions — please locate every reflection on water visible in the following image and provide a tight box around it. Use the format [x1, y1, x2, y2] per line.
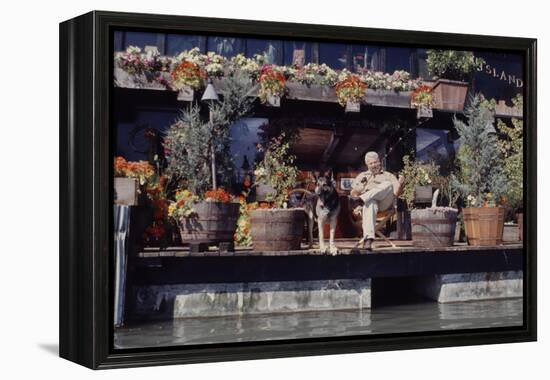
[114, 298, 523, 349]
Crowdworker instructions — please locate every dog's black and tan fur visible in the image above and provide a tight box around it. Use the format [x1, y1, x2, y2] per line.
[303, 171, 341, 255]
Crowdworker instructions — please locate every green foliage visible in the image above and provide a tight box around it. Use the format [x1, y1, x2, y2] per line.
[254, 132, 299, 208]
[496, 95, 523, 213]
[399, 154, 440, 209]
[426, 50, 483, 81]
[451, 94, 509, 207]
[163, 73, 255, 196]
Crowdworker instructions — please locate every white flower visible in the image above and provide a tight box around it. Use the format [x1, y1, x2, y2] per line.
[254, 168, 266, 177]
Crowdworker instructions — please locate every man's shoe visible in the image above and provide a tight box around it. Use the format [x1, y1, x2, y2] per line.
[363, 238, 374, 251]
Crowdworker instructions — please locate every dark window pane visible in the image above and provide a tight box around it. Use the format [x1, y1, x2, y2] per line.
[283, 41, 313, 66]
[124, 32, 161, 50]
[207, 37, 244, 58]
[416, 128, 457, 175]
[246, 39, 283, 65]
[166, 34, 202, 56]
[417, 49, 429, 79]
[385, 47, 413, 72]
[114, 31, 124, 52]
[319, 43, 349, 71]
[351, 45, 383, 72]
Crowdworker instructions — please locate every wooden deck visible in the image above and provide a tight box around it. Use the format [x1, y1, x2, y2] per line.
[137, 239, 523, 258]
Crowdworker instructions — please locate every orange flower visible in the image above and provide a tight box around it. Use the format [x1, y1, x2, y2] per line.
[204, 188, 232, 203]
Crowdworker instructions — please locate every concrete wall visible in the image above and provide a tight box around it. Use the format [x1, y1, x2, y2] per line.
[134, 279, 372, 319]
[416, 271, 523, 303]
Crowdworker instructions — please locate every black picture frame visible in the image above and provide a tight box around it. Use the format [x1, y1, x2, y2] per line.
[59, 10, 537, 370]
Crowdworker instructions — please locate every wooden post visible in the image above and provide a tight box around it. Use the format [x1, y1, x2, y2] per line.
[209, 110, 217, 190]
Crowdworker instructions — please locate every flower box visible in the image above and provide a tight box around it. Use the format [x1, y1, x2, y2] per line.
[431, 79, 469, 111]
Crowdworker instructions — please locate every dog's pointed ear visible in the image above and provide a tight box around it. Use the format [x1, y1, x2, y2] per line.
[324, 169, 334, 179]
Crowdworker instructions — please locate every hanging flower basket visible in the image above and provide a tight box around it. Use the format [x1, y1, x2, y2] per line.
[258, 65, 286, 105]
[416, 106, 433, 119]
[345, 100, 361, 112]
[266, 94, 281, 107]
[176, 86, 194, 101]
[411, 85, 434, 119]
[336, 74, 366, 112]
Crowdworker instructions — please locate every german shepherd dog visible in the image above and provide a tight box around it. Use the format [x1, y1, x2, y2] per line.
[303, 171, 341, 255]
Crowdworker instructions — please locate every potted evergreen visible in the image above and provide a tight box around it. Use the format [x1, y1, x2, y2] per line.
[250, 132, 304, 251]
[451, 95, 509, 246]
[163, 72, 255, 250]
[426, 50, 483, 111]
[497, 95, 524, 241]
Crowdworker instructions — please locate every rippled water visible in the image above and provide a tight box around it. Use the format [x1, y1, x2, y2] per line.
[114, 298, 522, 349]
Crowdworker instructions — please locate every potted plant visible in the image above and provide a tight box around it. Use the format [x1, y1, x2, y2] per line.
[163, 71, 256, 250]
[399, 155, 458, 247]
[258, 65, 286, 106]
[335, 72, 367, 112]
[496, 95, 524, 241]
[451, 95, 509, 246]
[399, 154, 440, 208]
[250, 132, 304, 251]
[171, 59, 207, 101]
[113, 156, 155, 205]
[167, 188, 240, 249]
[426, 50, 483, 111]
[410, 85, 435, 118]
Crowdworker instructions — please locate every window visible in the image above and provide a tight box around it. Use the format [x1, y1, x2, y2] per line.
[385, 47, 413, 73]
[319, 42, 350, 70]
[351, 45, 383, 72]
[166, 34, 203, 56]
[123, 32, 164, 52]
[416, 128, 457, 174]
[246, 39, 283, 65]
[283, 41, 314, 66]
[207, 36, 245, 58]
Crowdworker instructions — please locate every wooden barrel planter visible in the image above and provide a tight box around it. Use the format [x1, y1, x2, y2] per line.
[411, 207, 458, 248]
[250, 208, 305, 251]
[178, 201, 240, 244]
[517, 212, 523, 241]
[463, 207, 505, 246]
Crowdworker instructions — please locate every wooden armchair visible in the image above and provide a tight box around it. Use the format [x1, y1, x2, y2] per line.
[348, 173, 405, 248]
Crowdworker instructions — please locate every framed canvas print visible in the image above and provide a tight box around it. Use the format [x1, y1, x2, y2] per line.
[59, 10, 537, 369]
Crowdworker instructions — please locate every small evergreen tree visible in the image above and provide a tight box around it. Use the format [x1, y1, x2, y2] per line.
[496, 95, 523, 214]
[451, 94, 509, 207]
[164, 72, 256, 196]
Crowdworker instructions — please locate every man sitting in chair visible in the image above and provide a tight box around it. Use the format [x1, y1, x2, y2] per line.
[351, 151, 405, 250]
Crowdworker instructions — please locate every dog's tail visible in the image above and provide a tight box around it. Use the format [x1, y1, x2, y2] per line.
[288, 188, 314, 196]
[287, 188, 315, 208]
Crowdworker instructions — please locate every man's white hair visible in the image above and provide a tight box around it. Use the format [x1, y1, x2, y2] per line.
[364, 151, 379, 164]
